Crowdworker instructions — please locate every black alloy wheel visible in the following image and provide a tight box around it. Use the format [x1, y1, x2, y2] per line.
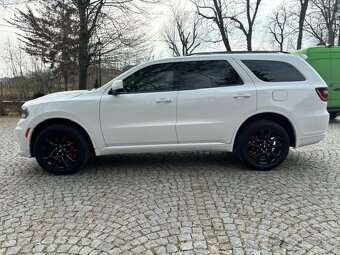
[237, 120, 290, 170]
[34, 125, 89, 174]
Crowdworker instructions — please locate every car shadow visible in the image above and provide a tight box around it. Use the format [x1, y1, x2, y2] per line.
[85, 151, 244, 173]
[5, 150, 333, 178]
[329, 117, 339, 123]
[80, 150, 323, 176]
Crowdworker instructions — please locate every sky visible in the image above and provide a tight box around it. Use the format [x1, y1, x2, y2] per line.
[0, 0, 285, 78]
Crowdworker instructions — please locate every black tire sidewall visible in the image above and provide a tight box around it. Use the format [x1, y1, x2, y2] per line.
[237, 120, 290, 170]
[329, 112, 337, 120]
[34, 125, 89, 175]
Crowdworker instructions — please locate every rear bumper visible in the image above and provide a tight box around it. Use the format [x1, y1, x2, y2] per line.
[296, 113, 329, 147]
[297, 132, 327, 147]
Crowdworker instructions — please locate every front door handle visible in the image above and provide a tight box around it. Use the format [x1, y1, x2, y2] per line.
[156, 98, 174, 103]
[233, 93, 251, 99]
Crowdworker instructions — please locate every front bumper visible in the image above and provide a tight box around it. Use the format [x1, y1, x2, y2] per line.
[15, 119, 31, 157]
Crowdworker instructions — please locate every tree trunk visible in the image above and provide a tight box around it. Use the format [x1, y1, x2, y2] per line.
[63, 72, 69, 91]
[78, 64, 88, 90]
[297, 0, 309, 50]
[78, 2, 89, 90]
[220, 28, 232, 51]
[247, 32, 252, 51]
[213, 0, 232, 51]
[328, 26, 335, 46]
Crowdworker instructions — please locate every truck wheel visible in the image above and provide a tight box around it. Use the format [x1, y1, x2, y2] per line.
[34, 125, 89, 175]
[329, 112, 337, 120]
[237, 120, 290, 170]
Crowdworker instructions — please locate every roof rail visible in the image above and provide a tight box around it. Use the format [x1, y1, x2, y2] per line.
[186, 51, 290, 56]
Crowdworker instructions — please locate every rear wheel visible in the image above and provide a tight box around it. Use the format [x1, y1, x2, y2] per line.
[329, 112, 337, 120]
[237, 120, 290, 170]
[34, 125, 89, 175]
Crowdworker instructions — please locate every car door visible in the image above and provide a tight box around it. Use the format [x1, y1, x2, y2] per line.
[100, 62, 179, 146]
[176, 58, 256, 144]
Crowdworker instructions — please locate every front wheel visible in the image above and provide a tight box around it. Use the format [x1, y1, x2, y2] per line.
[34, 125, 89, 175]
[237, 120, 290, 170]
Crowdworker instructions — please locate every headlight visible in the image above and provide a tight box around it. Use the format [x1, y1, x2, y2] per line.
[21, 107, 29, 119]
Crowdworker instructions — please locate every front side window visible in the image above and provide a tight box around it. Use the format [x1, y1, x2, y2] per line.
[180, 60, 243, 90]
[123, 63, 178, 93]
[242, 60, 306, 82]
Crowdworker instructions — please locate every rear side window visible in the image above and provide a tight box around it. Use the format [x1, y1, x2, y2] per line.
[242, 60, 306, 82]
[180, 60, 243, 90]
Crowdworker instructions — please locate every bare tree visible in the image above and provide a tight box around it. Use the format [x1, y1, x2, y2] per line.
[304, 0, 340, 45]
[163, 8, 203, 56]
[71, 0, 162, 90]
[304, 13, 328, 45]
[0, 0, 39, 10]
[5, 40, 21, 78]
[228, 0, 262, 51]
[0, 0, 29, 5]
[10, 0, 161, 90]
[71, 0, 103, 90]
[2, 40, 32, 99]
[296, 0, 310, 49]
[97, 4, 151, 64]
[268, 7, 293, 51]
[10, 0, 79, 91]
[191, 0, 232, 51]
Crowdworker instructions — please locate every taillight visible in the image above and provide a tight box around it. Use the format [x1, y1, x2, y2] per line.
[315, 88, 328, 101]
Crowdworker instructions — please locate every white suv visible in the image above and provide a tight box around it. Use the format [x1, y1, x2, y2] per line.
[16, 53, 329, 174]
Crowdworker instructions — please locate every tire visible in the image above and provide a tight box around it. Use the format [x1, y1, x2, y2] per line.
[237, 120, 290, 170]
[329, 112, 337, 120]
[34, 124, 89, 175]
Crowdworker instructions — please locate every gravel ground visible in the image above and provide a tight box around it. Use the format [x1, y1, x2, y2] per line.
[0, 117, 339, 255]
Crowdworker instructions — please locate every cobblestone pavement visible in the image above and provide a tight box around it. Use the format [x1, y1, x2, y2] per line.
[1, 117, 340, 255]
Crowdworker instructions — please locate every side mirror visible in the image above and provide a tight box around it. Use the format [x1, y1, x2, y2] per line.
[109, 80, 124, 95]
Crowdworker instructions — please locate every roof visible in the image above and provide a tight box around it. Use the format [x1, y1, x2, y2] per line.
[186, 51, 290, 56]
[294, 46, 340, 55]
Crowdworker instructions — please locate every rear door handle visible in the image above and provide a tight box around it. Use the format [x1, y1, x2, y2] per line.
[156, 98, 173, 103]
[233, 93, 251, 99]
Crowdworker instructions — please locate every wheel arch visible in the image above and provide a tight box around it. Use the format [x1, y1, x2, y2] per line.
[30, 118, 95, 157]
[233, 112, 297, 150]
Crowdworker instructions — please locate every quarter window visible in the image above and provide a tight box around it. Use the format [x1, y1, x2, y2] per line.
[242, 60, 306, 82]
[180, 60, 243, 90]
[123, 63, 178, 93]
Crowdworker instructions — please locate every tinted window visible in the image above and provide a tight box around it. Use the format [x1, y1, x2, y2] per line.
[242, 60, 306, 82]
[123, 63, 178, 93]
[181, 60, 243, 90]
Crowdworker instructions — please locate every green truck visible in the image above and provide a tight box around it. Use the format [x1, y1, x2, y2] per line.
[294, 47, 340, 119]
